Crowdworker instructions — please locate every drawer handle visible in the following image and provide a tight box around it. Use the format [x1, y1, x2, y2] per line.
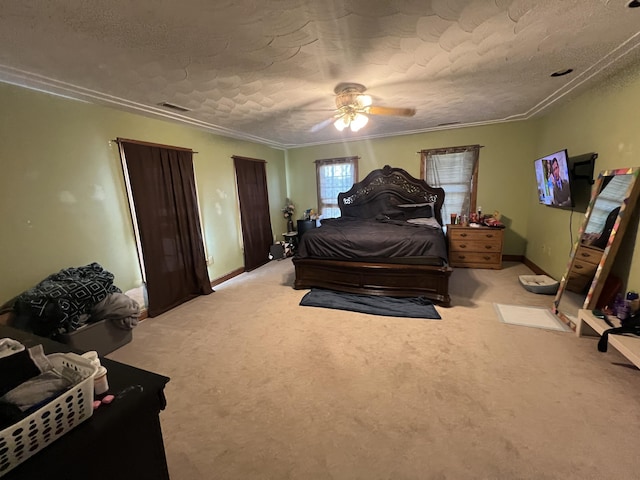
[459, 244, 467, 249]
[580, 253, 590, 258]
[460, 233, 468, 237]
[458, 255, 466, 259]
[485, 245, 493, 250]
[483, 256, 491, 260]
[485, 234, 494, 238]
[575, 264, 583, 270]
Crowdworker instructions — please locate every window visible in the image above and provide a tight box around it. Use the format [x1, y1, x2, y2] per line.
[420, 145, 480, 223]
[584, 175, 630, 236]
[315, 156, 359, 218]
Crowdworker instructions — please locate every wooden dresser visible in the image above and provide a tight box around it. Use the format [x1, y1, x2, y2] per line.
[565, 244, 604, 293]
[447, 224, 504, 269]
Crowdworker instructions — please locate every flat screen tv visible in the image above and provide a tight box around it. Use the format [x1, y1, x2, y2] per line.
[534, 149, 573, 208]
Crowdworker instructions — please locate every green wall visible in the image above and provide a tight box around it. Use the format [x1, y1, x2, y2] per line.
[2, 58, 639, 306]
[525, 63, 640, 292]
[286, 121, 539, 256]
[0, 82, 286, 302]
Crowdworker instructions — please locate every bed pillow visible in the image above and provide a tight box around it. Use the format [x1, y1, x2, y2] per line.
[407, 217, 441, 229]
[396, 202, 434, 219]
[379, 210, 406, 220]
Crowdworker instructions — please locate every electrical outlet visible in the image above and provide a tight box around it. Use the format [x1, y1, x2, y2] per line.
[206, 256, 214, 265]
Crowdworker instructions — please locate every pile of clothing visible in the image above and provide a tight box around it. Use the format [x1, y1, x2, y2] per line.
[0, 339, 87, 429]
[9, 263, 139, 339]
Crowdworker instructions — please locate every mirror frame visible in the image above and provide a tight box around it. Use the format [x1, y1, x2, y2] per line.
[553, 167, 640, 326]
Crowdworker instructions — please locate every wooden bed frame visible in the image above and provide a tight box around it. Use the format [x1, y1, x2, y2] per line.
[293, 165, 453, 306]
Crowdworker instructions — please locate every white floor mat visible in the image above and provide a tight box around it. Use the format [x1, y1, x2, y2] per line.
[494, 303, 571, 331]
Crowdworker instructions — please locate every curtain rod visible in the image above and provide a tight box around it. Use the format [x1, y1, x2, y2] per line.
[113, 138, 198, 153]
[314, 155, 360, 163]
[417, 144, 484, 154]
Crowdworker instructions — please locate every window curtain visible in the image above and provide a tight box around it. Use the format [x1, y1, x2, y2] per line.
[119, 140, 211, 317]
[421, 145, 480, 223]
[315, 157, 358, 218]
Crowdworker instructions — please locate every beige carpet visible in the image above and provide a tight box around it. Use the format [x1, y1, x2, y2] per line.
[108, 260, 640, 480]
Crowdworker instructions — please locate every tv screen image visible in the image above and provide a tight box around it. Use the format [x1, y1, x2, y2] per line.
[534, 149, 573, 208]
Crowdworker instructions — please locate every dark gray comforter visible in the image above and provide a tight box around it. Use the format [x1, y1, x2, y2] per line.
[295, 216, 448, 263]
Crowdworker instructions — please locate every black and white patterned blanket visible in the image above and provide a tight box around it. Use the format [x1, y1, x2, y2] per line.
[13, 263, 122, 337]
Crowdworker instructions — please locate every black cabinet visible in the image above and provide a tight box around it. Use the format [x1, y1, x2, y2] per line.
[297, 219, 317, 238]
[1, 325, 170, 480]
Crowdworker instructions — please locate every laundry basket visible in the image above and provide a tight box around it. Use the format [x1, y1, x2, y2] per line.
[0, 352, 97, 476]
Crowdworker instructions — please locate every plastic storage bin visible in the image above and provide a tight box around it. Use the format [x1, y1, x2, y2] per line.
[58, 319, 133, 356]
[0, 352, 97, 476]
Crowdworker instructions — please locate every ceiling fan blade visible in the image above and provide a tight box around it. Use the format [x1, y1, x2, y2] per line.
[310, 115, 338, 133]
[367, 106, 416, 117]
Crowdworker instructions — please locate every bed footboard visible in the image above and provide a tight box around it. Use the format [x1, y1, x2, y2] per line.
[293, 257, 452, 307]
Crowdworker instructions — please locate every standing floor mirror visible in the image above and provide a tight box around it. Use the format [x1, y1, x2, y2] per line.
[553, 167, 640, 327]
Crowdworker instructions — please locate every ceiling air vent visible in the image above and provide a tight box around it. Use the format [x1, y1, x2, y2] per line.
[158, 102, 190, 112]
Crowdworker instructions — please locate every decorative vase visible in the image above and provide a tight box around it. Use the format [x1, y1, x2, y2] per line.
[287, 219, 294, 232]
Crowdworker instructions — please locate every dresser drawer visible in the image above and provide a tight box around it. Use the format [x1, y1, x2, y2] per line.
[449, 229, 502, 243]
[449, 251, 502, 268]
[449, 239, 502, 253]
[574, 245, 603, 265]
[565, 272, 594, 294]
[571, 258, 598, 277]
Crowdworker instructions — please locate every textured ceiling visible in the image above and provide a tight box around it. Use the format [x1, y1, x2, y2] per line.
[1, 1, 639, 148]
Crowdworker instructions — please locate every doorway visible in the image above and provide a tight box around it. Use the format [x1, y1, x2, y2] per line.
[233, 156, 274, 271]
[118, 139, 212, 317]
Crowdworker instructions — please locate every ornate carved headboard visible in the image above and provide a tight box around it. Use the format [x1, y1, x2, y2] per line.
[338, 165, 445, 226]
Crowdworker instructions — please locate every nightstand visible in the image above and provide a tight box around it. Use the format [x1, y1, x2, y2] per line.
[297, 219, 317, 238]
[283, 232, 298, 255]
[447, 224, 504, 269]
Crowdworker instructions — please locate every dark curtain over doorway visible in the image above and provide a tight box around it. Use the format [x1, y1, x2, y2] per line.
[233, 156, 274, 271]
[120, 140, 211, 317]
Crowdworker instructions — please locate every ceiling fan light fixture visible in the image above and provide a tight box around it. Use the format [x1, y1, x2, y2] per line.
[333, 112, 369, 132]
[334, 115, 348, 131]
[325, 82, 414, 134]
[350, 113, 369, 132]
[358, 94, 372, 108]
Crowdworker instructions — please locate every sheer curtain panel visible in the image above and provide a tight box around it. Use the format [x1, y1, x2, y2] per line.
[315, 157, 358, 218]
[421, 145, 480, 223]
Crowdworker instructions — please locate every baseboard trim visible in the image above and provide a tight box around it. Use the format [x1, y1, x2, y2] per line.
[500, 254, 552, 277]
[521, 257, 551, 276]
[502, 254, 523, 263]
[211, 268, 245, 288]
[138, 268, 244, 321]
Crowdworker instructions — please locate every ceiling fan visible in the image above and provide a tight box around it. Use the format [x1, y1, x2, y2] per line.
[310, 82, 416, 133]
